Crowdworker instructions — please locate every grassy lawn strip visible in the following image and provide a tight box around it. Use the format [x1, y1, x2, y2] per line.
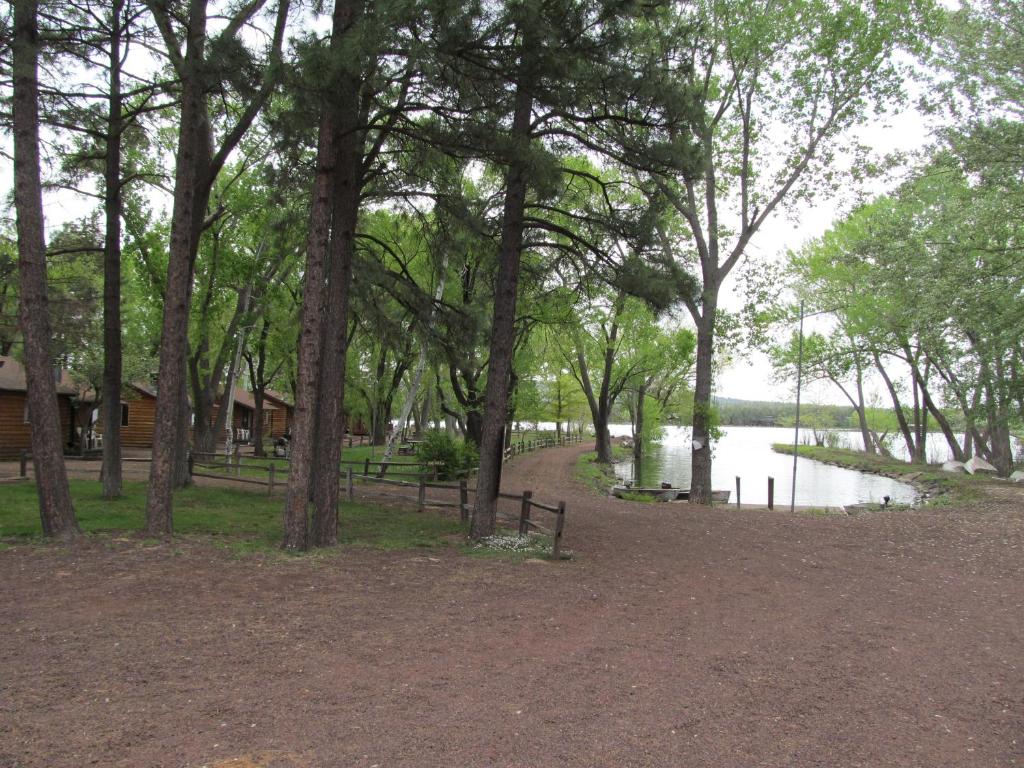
[575, 446, 629, 495]
[0, 480, 463, 552]
[771, 443, 987, 504]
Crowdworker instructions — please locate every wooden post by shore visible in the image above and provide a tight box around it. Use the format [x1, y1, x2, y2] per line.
[518, 490, 533, 535]
[552, 501, 566, 559]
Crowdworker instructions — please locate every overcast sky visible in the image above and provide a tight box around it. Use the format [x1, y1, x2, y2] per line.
[712, 97, 937, 406]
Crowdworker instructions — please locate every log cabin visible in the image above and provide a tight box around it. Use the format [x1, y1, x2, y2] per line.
[204, 387, 278, 446]
[89, 382, 159, 449]
[0, 355, 82, 459]
[261, 389, 293, 439]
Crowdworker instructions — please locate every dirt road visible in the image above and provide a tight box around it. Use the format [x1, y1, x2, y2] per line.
[2, 443, 1022, 767]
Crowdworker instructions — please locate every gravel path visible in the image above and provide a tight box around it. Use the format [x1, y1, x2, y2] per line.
[1, 443, 1022, 767]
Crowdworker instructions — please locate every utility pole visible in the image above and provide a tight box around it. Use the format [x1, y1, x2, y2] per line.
[790, 300, 805, 514]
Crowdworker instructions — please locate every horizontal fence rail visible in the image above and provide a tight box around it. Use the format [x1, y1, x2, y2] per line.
[503, 433, 583, 461]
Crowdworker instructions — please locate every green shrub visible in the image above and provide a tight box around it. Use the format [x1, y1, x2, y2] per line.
[417, 429, 478, 480]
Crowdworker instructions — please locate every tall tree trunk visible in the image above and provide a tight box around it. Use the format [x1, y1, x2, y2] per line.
[554, 378, 563, 442]
[172, 374, 193, 488]
[574, 293, 624, 464]
[575, 348, 612, 463]
[634, 383, 646, 460]
[504, 370, 518, 451]
[381, 257, 449, 463]
[145, 0, 289, 532]
[918, 357, 932, 462]
[416, 385, 431, 437]
[12, 0, 79, 539]
[911, 362, 965, 463]
[145, 0, 210, 535]
[101, 0, 125, 498]
[471, 80, 534, 540]
[189, 357, 216, 454]
[464, 409, 483, 445]
[910, 358, 930, 463]
[310, 102, 361, 548]
[984, 357, 1013, 476]
[447, 364, 483, 444]
[872, 350, 916, 462]
[191, 282, 249, 454]
[689, 303, 716, 504]
[247, 319, 272, 457]
[851, 347, 875, 454]
[282, 87, 337, 551]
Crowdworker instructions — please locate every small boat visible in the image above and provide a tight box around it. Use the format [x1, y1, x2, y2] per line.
[611, 485, 731, 503]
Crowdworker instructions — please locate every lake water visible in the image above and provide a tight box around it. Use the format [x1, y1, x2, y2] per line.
[609, 425, 920, 507]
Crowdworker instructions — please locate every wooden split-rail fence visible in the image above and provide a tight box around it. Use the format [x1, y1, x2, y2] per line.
[188, 450, 446, 491]
[345, 470, 566, 558]
[17, 440, 571, 558]
[503, 433, 583, 461]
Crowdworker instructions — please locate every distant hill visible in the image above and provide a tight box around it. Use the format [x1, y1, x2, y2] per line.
[711, 397, 855, 427]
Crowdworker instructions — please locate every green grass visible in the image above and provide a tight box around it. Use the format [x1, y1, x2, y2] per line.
[615, 490, 659, 503]
[574, 443, 635, 495]
[0, 480, 464, 552]
[575, 450, 618, 494]
[771, 444, 987, 505]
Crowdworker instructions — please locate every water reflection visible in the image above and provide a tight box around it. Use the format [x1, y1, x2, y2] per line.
[611, 425, 919, 507]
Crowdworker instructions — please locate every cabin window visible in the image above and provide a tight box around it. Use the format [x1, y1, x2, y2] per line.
[121, 403, 130, 427]
[23, 402, 30, 424]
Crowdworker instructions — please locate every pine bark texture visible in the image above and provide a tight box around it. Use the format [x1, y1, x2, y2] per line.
[310, 132, 360, 548]
[12, 0, 80, 539]
[101, 0, 125, 499]
[470, 82, 534, 540]
[689, 308, 715, 505]
[145, 0, 209, 535]
[282, 114, 335, 551]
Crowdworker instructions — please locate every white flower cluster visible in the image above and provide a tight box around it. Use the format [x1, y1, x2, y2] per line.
[476, 534, 542, 552]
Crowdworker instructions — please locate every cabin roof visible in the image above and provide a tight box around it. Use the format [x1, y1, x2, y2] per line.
[0, 356, 81, 396]
[227, 387, 278, 412]
[261, 389, 293, 409]
[128, 382, 158, 399]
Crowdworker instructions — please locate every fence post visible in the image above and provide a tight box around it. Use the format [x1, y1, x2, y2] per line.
[552, 501, 566, 559]
[20, 449, 27, 477]
[363, 457, 370, 476]
[268, 463, 275, 496]
[518, 490, 533, 536]
[768, 476, 775, 510]
[234, 445, 241, 476]
[459, 479, 469, 523]
[346, 467, 354, 502]
[735, 476, 741, 509]
[187, 451, 194, 480]
[418, 477, 426, 513]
